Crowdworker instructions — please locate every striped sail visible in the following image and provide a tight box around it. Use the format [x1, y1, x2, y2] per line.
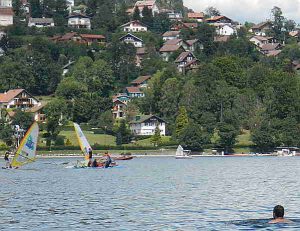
[11, 122, 39, 167]
[73, 123, 92, 160]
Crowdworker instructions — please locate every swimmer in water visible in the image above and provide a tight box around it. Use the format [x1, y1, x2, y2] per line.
[268, 205, 293, 224]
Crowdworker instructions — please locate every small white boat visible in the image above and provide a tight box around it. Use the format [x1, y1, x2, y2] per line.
[175, 145, 192, 159]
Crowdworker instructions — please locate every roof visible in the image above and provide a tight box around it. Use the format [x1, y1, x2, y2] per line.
[135, 1, 156, 7]
[183, 22, 198, 29]
[131, 75, 151, 85]
[0, 7, 14, 15]
[59, 32, 80, 41]
[251, 21, 272, 30]
[186, 39, 198, 46]
[159, 44, 182, 52]
[206, 15, 232, 23]
[214, 35, 231, 42]
[165, 38, 182, 45]
[120, 33, 143, 42]
[126, 87, 142, 93]
[162, 31, 180, 37]
[136, 47, 147, 55]
[260, 43, 281, 51]
[175, 51, 195, 63]
[130, 115, 166, 124]
[67, 13, 90, 19]
[26, 102, 47, 113]
[0, 89, 26, 103]
[250, 35, 273, 42]
[266, 50, 282, 57]
[289, 31, 300, 37]
[120, 20, 148, 28]
[80, 34, 105, 39]
[187, 12, 204, 18]
[113, 99, 127, 105]
[29, 17, 54, 24]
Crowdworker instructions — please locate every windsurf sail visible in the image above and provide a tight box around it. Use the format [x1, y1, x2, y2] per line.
[73, 123, 92, 160]
[11, 122, 39, 168]
[176, 145, 184, 156]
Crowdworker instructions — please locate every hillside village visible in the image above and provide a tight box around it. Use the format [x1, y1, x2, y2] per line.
[1, 0, 300, 152]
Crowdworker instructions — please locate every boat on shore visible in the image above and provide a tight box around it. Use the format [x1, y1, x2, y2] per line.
[113, 155, 134, 160]
[175, 145, 192, 159]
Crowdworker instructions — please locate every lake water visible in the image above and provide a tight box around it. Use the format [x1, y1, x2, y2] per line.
[0, 156, 300, 230]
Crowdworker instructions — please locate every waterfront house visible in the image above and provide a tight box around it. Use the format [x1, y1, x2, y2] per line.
[28, 17, 55, 27]
[249, 21, 272, 36]
[67, 13, 91, 29]
[162, 31, 180, 41]
[129, 115, 166, 136]
[187, 12, 204, 22]
[131, 75, 151, 88]
[0, 89, 39, 110]
[120, 33, 143, 48]
[120, 20, 148, 32]
[126, 87, 145, 98]
[0, 7, 13, 26]
[174, 51, 199, 73]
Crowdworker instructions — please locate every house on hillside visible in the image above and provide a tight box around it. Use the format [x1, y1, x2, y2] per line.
[67, 13, 91, 29]
[120, 33, 143, 48]
[28, 18, 55, 27]
[170, 21, 198, 31]
[26, 102, 47, 122]
[174, 51, 199, 73]
[249, 21, 272, 36]
[120, 20, 148, 32]
[112, 99, 127, 119]
[249, 36, 274, 48]
[133, 0, 159, 16]
[186, 39, 203, 52]
[214, 35, 231, 43]
[113, 93, 130, 103]
[0, 7, 13, 26]
[131, 75, 151, 88]
[217, 24, 236, 36]
[166, 11, 183, 21]
[126, 87, 145, 98]
[129, 115, 166, 136]
[187, 12, 204, 22]
[206, 15, 233, 26]
[80, 34, 105, 45]
[0, 89, 39, 110]
[51, 32, 86, 44]
[162, 31, 180, 41]
[164, 38, 189, 50]
[260, 43, 283, 55]
[136, 47, 147, 67]
[159, 44, 184, 61]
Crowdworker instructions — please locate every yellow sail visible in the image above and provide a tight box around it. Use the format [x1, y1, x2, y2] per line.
[73, 123, 92, 160]
[11, 122, 39, 167]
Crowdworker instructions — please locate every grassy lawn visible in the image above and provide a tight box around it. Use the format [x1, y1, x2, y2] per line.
[236, 130, 253, 146]
[128, 136, 172, 147]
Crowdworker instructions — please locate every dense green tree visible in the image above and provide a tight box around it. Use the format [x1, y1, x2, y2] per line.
[151, 124, 162, 146]
[175, 106, 189, 139]
[56, 77, 88, 100]
[141, 6, 153, 28]
[11, 110, 34, 131]
[205, 6, 221, 17]
[115, 120, 132, 145]
[132, 7, 141, 21]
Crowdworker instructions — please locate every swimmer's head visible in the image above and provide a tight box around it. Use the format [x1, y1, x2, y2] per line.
[273, 205, 284, 218]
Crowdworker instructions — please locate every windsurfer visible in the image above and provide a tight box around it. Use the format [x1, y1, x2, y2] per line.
[104, 152, 112, 168]
[4, 151, 11, 168]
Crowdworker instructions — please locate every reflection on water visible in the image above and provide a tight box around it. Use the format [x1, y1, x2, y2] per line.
[0, 156, 300, 230]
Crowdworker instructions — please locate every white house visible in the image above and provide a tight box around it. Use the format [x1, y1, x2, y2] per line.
[112, 99, 127, 119]
[0, 89, 39, 110]
[0, 0, 12, 7]
[28, 18, 55, 27]
[250, 21, 272, 36]
[0, 7, 13, 26]
[67, 14, 91, 29]
[249, 36, 274, 48]
[120, 33, 143, 48]
[129, 115, 166, 136]
[134, 0, 159, 16]
[217, 24, 236, 36]
[167, 11, 183, 21]
[120, 20, 148, 32]
[206, 15, 233, 26]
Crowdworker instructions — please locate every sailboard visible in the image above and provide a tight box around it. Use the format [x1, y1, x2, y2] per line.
[175, 145, 192, 159]
[73, 123, 92, 160]
[11, 122, 39, 168]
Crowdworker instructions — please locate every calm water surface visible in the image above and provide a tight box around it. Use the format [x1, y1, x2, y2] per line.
[0, 156, 300, 230]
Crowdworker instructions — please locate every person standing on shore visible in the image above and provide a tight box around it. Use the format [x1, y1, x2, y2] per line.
[269, 205, 293, 224]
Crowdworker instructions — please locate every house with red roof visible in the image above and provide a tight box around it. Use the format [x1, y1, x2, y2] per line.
[0, 89, 40, 110]
[187, 12, 204, 22]
[126, 87, 145, 98]
[120, 20, 148, 32]
[206, 15, 233, 26]
[131, 75, 151, 88]
[80, 34, 106, 45]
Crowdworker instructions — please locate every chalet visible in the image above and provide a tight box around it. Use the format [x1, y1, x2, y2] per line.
[186, 39, 203, 52]
[159, 44, 184, 61]
[80, 34, 105, 45]
[131, 75, 151, 88]
[266, 50, 282, 57]
[260, 43, 282, 55]
[126, 87, 145, 98]
[167, 11, 183, 21]
[0, 89, 39, 110]
[51, 32, 86, 44]
[136, 47, 147, 67]
[249, 36, 274, 48]
[67, 13, 91, 29]
[174, 51, 199, 73]
[26, 102, 47, 122]
[133, 0, 159, 16]
[214, 35, 231, 43]
[217, 24, 236, 36]
[112, 99, 127, 119]
[120, 20, 148, 32]
[206, 15, 233, 26]
[129, 115, 166, 136]
[120, 33, 143, 48]
[187, 12, 204, 22]
[165, 38, 189, 50]
[28, 18, 55, 27]
[250, 21, 272, 36]
[0, 7, 13, 26]
[170, 21, 198, 31]
[162, 31, 180, 41]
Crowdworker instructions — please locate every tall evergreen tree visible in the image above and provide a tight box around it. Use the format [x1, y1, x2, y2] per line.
[132, 6, 141, 21]
[175, 106, 189, 138]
